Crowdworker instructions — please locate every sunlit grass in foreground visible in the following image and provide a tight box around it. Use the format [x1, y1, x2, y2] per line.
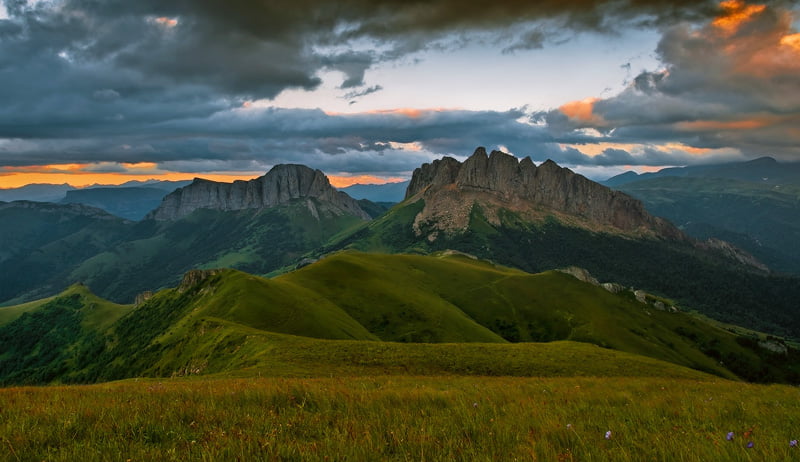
[2, 376, 799, 461]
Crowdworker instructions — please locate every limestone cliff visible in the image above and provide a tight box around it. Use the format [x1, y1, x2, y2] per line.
[147, 164, 370, 221]
[405, 147, 685, 239]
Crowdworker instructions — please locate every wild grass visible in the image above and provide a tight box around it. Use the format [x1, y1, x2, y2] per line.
[2, 375, 799, 461]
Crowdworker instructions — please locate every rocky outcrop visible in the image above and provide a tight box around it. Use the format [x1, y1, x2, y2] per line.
[134, 291, 153, 306]
[147, 164, 370, 221]
[178, 269, 223, 293]
[405, 147, 685, 239]
[557, 266, 599, 285]
[697, 238, 769, 272]
[559, 266, 679, 312]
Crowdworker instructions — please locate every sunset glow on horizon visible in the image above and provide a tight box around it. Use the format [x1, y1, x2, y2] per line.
[0, 168, 408, 189]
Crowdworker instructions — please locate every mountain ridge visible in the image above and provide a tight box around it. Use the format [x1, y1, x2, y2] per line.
[147, 164, 370, 221]
[603, 156, 800, 187]
[406, 147, 685, 240]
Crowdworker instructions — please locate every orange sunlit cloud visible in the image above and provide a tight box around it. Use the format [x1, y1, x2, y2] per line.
[560, 141, 726, 161]
[559, 97, 606, 126]
[675, 118, 772, 132]
[780, 33, 800, 51]
[704, 0, 800, 78]
[152, 17, 179, 28]
[559, 142, 640, 157]
[658, 143, 718, 156]
[712, 0, 766, 35]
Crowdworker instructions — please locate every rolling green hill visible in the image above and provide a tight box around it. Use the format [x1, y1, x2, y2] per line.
[614, 177, 800, 274]
[1, 252, 797, 385]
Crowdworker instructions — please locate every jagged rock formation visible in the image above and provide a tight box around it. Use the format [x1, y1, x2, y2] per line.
[147, 164, 370, 221]
[405, 147, 685, 239]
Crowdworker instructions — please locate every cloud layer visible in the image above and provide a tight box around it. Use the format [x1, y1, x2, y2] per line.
[538, 0, 800, 163]
[0, 0, 798, 181]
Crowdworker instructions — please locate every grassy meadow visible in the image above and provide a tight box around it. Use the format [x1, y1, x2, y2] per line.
[2, 375, 800, 461]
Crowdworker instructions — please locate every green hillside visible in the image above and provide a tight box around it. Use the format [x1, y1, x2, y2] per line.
[72, 200, 366, 303]
[0, 284, 133, 384]
[2, 251, 798, 385]
[325, 198, 800, 341]
[615, 177, 800, 274]
[0, 202, 133, 305]
[0, 199, 366, 305]
[280, 251, 797, 382]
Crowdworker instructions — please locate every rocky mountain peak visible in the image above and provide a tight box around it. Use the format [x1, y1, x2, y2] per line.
[405, 147, 685, 239]
[146, 164, 370, 221]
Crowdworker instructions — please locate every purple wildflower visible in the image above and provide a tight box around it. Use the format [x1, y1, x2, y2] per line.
[726, 432, 734, 441]
[605, 430, 612, 440]
[791, 440, 798, 447]
[746, 442, 754, 448]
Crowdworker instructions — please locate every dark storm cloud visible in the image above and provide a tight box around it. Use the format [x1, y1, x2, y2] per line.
[0, 106, 573, 174]
[1, 0, 795, 176]
[0, 0, 725, 139]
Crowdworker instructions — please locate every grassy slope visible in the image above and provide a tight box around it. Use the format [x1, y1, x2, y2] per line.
[82, 252, 797, 382]
[282, 252, 763, 379]
[0, 284, 133, 384]
[4, 375, 800, 461]
[0, 294, 55, 326]
[0, 283, 132, 328]
[2, 251, 797, 385]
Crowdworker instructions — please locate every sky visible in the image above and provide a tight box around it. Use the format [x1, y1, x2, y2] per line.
[0, 0, 799, 188]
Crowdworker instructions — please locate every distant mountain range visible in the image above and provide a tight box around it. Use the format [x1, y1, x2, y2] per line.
[603, 157, 800, 274]
[61, 187, 167, 221]
[0, 183, 75, 203]
[603, 156, 800, 187]
[340, 181, 409, 203]
[0, 180, 193, 220]
[1, 149, 798, 346]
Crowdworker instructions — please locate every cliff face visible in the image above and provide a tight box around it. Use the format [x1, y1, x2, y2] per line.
[147, 164, 370, 221]
[405, 147, 684, 239]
